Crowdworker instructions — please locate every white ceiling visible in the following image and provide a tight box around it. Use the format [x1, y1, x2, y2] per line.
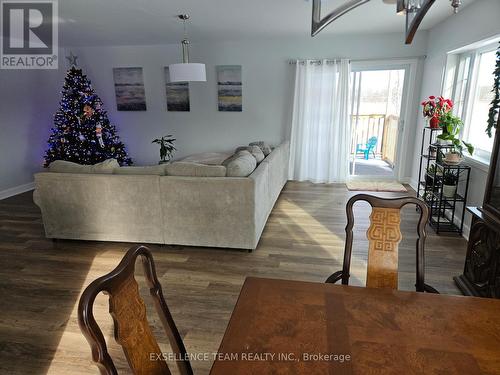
[58, 0, 477, 46]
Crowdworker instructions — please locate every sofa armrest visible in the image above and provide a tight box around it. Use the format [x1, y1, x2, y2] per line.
[34, 173, 164, 243]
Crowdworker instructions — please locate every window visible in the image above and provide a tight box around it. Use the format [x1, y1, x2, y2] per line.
[452, 54, 471, 120]
[464, 49, 496, 158]
[443, 42, 498, 162]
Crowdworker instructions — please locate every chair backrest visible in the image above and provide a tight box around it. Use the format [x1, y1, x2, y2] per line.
[78, 246, 193, 375]
[340, 194, 429, 291]
[367, 136, 378, 147]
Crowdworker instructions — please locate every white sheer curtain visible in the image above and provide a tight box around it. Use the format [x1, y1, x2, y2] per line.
[288, 59, 351, 183]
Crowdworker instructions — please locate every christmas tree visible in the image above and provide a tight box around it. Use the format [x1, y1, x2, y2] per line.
[44, 64, 132, 167]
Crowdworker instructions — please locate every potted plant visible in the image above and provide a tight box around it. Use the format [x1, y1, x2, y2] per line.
[421, 95, 453, 129]
[425, 164, 442, 188]
[429, 146, 437, 158]
[436, 112, 474, 164]
[442, 170, 459, 199]
[422, 191, 433, 202]
[152, 135, 176, 164]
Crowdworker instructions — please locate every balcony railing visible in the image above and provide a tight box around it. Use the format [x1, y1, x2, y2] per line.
[350, 114, 399, 166]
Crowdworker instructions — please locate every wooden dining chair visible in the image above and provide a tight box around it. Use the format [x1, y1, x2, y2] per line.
[326, 194, 438, 293]
[78, 245, 193, 375]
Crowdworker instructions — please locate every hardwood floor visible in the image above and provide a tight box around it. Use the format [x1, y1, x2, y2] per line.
[0, 181, 468, 374]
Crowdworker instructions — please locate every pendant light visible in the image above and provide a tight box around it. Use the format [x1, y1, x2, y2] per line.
[169, 14, 206, 82]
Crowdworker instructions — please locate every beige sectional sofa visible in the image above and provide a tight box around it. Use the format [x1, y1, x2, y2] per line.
[33, 141, 289, 250]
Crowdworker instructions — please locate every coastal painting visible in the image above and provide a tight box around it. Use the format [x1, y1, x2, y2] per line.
[217, 65, 242, 112]
[113, 67, 147, 111]
[165, 67, 190, 112]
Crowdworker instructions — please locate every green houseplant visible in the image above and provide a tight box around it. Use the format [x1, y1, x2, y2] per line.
[152, 135, 176, 164]
[437, 112, 474, 163]
[486, 42, 500, 138]
[425, 164, 442, 188]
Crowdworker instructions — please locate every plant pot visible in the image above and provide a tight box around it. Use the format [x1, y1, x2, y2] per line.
[429, 116, 440, 129]
[438, 138, 452, 145]
[443, 184, 457, 199]
[444, 152, 463, 165]
[425, 173, 434, 187]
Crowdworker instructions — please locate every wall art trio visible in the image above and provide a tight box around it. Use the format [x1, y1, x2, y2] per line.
[112, 65, 242, 112]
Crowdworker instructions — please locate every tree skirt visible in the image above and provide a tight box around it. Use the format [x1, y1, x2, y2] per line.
[346, 180, 407, 192]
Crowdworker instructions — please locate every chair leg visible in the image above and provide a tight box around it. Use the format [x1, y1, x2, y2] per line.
[364, 151, 369, 160]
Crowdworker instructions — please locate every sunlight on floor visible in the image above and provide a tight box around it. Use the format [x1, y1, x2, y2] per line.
[279, 200, 368, 273]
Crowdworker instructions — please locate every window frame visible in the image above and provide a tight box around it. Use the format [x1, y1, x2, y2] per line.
[442, 42, 498, 164]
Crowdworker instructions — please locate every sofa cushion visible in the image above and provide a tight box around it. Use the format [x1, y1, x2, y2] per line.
[166, 162, 227, 177]
[48, 159, 119, 174]
[235, 145, 265, 163]
[249, 141, 272, 156]
[180, 152, 232, 165]
[113, 165, 166, 176]
[223, 150, 257, 177]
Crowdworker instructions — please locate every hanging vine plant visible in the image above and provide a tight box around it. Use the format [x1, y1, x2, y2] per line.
[486, 42, 500, 138]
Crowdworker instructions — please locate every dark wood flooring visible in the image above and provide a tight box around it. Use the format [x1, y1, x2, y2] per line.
[0, 182, 468, 374]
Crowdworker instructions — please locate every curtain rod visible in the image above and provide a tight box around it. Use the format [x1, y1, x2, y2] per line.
[288, 55, 426, 64]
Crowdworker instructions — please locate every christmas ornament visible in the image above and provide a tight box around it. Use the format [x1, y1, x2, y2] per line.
[83, 105, 94, 118]
[95, 123, 105, 148]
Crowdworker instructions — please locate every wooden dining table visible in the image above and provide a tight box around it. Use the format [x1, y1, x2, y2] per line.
[210, 277, 500, 374]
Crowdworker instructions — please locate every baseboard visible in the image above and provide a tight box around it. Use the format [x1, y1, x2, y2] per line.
[0, 182, 34, 200]
[400, 178, 418, 192]
[408, 179, 417, 190]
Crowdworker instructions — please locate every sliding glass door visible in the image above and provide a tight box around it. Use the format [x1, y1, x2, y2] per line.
[349, 65, 409, 179]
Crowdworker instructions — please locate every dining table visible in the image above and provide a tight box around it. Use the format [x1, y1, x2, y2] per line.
[209, 277, 500, 374]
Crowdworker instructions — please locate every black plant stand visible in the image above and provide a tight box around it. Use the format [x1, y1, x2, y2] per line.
[416, 127, 471, 235]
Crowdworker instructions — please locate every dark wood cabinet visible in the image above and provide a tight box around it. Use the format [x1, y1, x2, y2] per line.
[454, 207, 500, 297]
[455, 119, 500, 298]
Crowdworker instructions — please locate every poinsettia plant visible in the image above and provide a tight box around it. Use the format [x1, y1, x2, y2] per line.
[421, 95, 454, 120]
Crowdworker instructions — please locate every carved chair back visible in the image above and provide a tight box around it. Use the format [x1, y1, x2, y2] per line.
[78, 246, 193, 375]
[326, 194, 438, 293]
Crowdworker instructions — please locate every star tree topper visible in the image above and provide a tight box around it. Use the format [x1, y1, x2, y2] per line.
[66, 51, 78, 66]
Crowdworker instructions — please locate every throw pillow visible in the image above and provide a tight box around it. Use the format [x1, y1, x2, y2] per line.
[113, 165, 166, 176]
[235, 145, 265, 163]
[223, 150, 257, 177]
[166, 162, 227, 177]
[249, 141, 272, 156]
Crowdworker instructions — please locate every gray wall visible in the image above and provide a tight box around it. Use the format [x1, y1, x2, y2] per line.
[1, 32, 428, 196]
[410, 0, 500, 236]
[69, 32, 428, 168]
[0, 65, 61, 196]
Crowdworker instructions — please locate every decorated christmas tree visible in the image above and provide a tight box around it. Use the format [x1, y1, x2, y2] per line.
[44, 62, 132, 167]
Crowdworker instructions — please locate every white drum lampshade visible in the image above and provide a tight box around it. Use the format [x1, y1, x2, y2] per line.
[169, 63, 206, 82]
